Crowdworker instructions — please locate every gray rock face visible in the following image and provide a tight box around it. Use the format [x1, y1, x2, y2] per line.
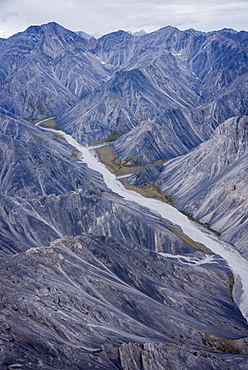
[0, 109, 247, 368]
[156, 116, 248, 256]
[0, 22, 109, 118]
[56, 26, 248, 164]
[113, 108, 202, 164]
[0, 108, 198, 258]
[0, 107, 106, 199]
[56, 69, 202, 162]
[117, 342, 248, 370]
[1, 23, 248, 369]
[0, 234, 247, 369]
[0, 187, 197, 257]
[1, 23, 248, 162]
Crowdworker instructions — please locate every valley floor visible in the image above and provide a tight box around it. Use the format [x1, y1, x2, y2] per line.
[39, 125, 248, 323]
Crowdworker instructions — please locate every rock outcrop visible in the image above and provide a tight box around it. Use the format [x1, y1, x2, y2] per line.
[0, 22, 109, 118]
[156, 116, 248, 256]
[1, 234, 247, 369]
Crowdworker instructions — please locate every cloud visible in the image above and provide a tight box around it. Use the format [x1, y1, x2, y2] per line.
[64, 1, 78, 11]
[0, 30, 7, 38]
[0, 11, 19, 23]
[123, 4, 199, 30]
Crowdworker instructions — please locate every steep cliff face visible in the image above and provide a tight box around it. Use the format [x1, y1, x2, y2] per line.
[156, 116, 248, 255]
[113, 108, 202, 164]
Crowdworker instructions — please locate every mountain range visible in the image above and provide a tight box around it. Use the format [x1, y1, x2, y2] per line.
[0, 22, 248, 369]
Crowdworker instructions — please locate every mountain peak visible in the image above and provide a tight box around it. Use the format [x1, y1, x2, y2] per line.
[130, 29, 147, 37]
[76, 30, 95, 40]
[25, 21, 80, 38]
[98, 29, 132, 41]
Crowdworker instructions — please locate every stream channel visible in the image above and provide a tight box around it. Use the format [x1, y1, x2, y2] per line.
[37, 121, 248, 322]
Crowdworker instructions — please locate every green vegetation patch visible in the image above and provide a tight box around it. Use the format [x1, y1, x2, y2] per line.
[52, 132, 66, 141]
[24, 118, 40, 124]
[166, 225, 213, 254]
[70, 149, 80, 159]
[96, 145, 122, 174]
[95, 144, 172, 203]
[201, 332, 248, 354]
[88, 138, 108, 147]
[106, 129, 122, 142]
[96, 145, 167, 176]
[179, 210, 221, 236]
[229, 274, 235, 301]
[40, 119, 61, 129]
[88, 130, 121, 147]
[124, 180, 174, 205]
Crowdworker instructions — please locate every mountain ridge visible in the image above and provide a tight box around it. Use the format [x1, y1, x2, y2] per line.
[0, 22, 248, 369]
[55, 23, 248, 163]
[0, 22, 110, 118]
[155, 115, 248, 255]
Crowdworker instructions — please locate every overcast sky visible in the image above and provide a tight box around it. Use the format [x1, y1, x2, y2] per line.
[1, 0, 248, 38]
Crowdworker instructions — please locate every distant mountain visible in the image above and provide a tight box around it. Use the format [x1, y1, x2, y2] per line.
[56, 25, 248, 163]
[56, 68, 203, 161]
[156, 115, 248, 256]
[0, 22, 109, 118]
[76, 30, 95, 39]
[127, 29, 147, 37]
[132, 29, 147, 36]
[1, 23, 247, 161]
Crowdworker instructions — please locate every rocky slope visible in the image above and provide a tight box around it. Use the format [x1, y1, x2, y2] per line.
[156, 115, 248, 256]
[1, 23, 247, 163]
[1, 234, 248, 369]
[57, 68, 202, 162]
[0, 108, 192, 257]
[56, 26, 248, 164]
[0, 22, 109, 118]
[0, 23, 248, 369]
[0, 108, 106, 199]
[0, 107, 247, 368]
